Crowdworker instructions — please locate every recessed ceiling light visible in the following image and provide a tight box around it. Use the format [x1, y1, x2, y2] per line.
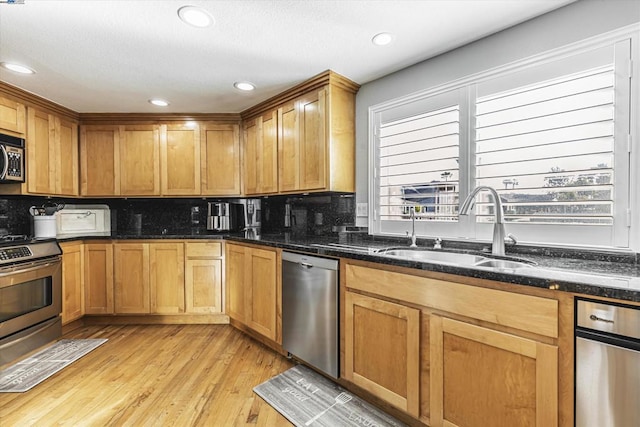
[234, 81, 255, 91]
[372, 32, 394, 46]
[0, 62, 35, 74]
[177, 5, 214, 28]
[149, 98, 170, 107]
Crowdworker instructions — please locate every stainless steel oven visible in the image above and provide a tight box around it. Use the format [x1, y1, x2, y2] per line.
[0, 238, 62, 366]
[575, 298, 640, 427]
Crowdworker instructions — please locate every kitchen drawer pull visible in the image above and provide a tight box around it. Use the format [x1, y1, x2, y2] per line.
[589, 314, 614, 324]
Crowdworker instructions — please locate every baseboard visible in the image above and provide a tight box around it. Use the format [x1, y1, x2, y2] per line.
[83, 313, 230, 325]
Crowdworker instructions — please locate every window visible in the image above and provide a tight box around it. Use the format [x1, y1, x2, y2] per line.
[370, 34, 635, 249]
[475, 66, 615, 226]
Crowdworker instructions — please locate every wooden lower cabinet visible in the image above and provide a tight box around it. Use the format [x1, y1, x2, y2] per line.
[185, 242, 223, 314]
[225, 242, 279, 342]
[114, 243, 150, 313]
[150, 243, 185, 314]
[344, 291, 420, 417]
[60, 242, 84, 324]
[83, 242, 114, 314]
[343, 261, 567, 426]
[429, 316, 558, 427]
[114, 242, 185, 314]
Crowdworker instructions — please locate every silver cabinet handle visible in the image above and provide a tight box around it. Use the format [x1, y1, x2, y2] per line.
[589, 314, 614, 324]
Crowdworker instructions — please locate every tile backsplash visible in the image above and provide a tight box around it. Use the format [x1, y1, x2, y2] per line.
[0, 193, 357, 237]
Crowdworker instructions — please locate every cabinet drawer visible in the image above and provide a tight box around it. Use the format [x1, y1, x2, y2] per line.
[345, 263, 558, 338]
[185, 242, 222, 258]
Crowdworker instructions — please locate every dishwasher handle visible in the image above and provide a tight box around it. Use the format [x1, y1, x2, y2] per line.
[282, 251, 338, 271]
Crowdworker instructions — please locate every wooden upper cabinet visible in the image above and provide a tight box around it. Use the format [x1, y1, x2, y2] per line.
[277, 90, 325, 193]
[56, 117, 79, 195]
[277, 101, 299, 192]
[26, 107, 79, 196]
[298, 88, 326, 191]
[273, 76, 357, 194]
[201, 122, 241, 195]
[160, 123, 201, 196]
[244, 112, 278, 195]
[120, 125, 160, 196]
[0, 96, 26, 136]
[80, 125, 120, 196]
[26, 108, 55, 194]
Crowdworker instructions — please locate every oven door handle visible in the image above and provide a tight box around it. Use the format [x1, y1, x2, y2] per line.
[0, 258, 60, 276]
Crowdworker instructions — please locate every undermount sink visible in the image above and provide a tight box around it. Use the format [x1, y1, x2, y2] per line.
[375, 247, 536, 270]
[375, 247, 486, 266]
[473, 258, 535, 270]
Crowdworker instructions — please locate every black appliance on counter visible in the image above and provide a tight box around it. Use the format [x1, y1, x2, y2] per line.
[207, 202, 245, 232]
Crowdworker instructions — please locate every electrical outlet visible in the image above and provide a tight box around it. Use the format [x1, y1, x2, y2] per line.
[356, 202, 368, 217]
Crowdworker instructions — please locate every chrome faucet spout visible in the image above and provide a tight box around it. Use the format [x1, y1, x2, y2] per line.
[459, 186, 507, 256]
[408, 207, 417, 248]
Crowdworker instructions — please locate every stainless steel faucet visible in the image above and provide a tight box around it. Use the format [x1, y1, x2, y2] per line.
[407, 207, 418, 248]
[459, 186, 508, 256]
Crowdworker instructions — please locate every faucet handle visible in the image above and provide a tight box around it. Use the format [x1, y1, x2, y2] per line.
[506, 233, 517, 246]
[433, 237, 442, 249]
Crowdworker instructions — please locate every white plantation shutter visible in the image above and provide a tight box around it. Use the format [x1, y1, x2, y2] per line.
[370, 34, 634, 248]
[475, 66, 615, 225]
[378, 105, 460, 221]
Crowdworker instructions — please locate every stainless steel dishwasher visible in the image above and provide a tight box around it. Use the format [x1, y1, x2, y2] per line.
[575, 298, 640, 427]
[282, 251, 339, 378]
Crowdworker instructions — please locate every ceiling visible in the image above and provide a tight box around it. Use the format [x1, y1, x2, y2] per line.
[0, 0, 575, 114]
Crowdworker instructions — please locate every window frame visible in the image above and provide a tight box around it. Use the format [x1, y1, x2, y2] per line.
[368, 26, 638, 251]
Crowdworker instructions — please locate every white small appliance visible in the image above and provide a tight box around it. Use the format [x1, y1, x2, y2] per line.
[55, 204, 111, 237]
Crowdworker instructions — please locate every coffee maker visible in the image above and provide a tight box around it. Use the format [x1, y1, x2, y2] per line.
[207, 202, 245, 232]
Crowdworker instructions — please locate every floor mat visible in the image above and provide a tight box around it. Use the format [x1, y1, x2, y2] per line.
[0, 338, 108, 393]
[254, 364, 407, 427]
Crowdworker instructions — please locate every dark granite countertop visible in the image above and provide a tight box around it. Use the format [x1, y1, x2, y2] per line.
[56, 231, 640, 303]
[225, 233, 640, 303]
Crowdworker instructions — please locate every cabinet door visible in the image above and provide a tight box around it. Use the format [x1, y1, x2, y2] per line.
[298, 88, 327, 190]
[278, 100, 299, 192]
[55, 117, 79, 196]
[119, 125, 160, 196]
[344, 291, 420, 417]
[258, 111, 278, 194]
[0, 96, 26, 135]
[80, 125, 119, 196]
[185, 259, 222, 313]
[114, 243, 150, 314]
[150, 243, 185, 314]
[26, 107, 55, 194]
[61, 243, 84, 324]
[201, 123, 241, 195]
[430, 316, 558, 427]
[246, 247, 278, 341]
[160, 124, 200, 195]
[225, 243, 247, 321]
[244, 114, 278, 195]
[84, 243, 114, 315]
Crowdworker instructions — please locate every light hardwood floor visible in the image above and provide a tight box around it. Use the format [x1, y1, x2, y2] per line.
[0, 324, 294, 426]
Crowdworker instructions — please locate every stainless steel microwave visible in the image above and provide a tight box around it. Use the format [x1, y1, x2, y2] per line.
[0, 132, 25, 183]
